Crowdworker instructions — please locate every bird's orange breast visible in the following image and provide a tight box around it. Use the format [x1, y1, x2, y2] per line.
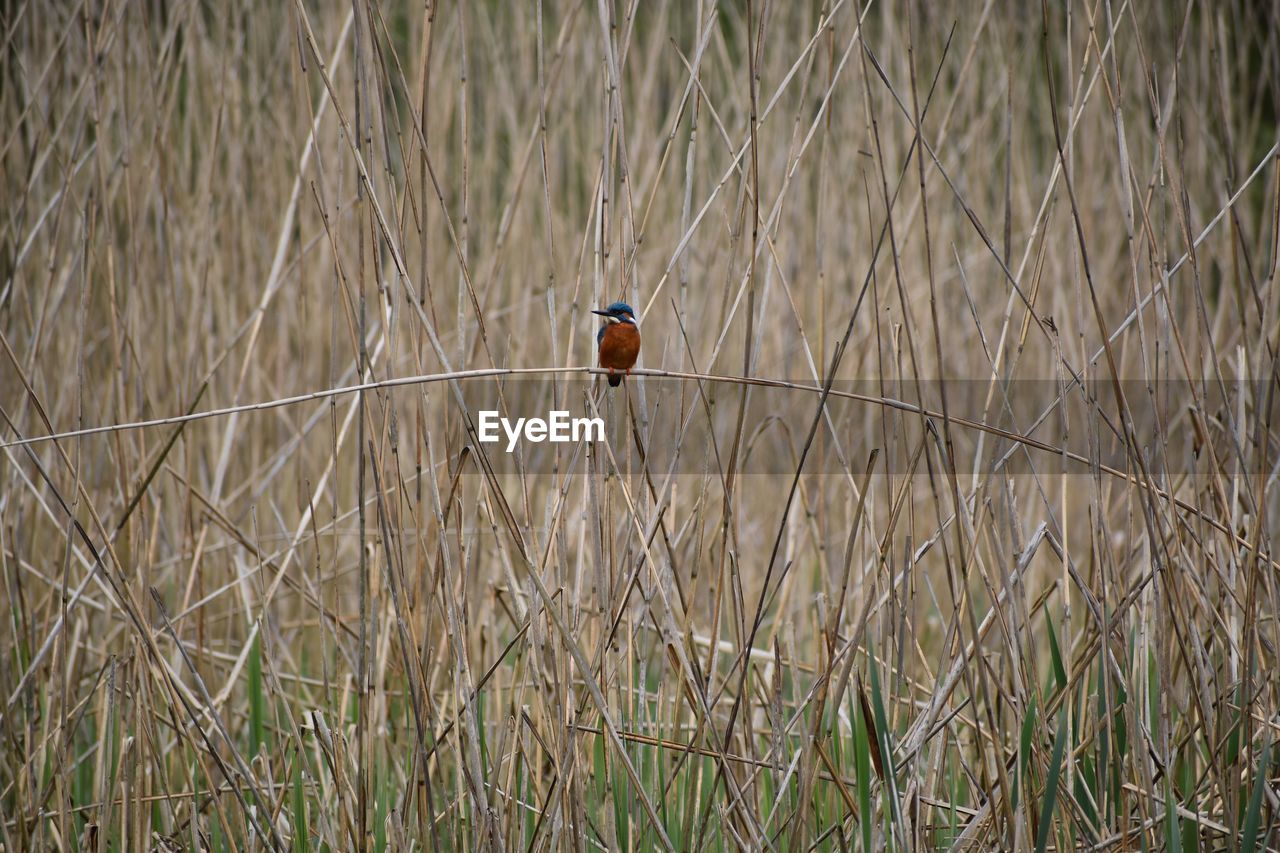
[599, 323, 640, 371]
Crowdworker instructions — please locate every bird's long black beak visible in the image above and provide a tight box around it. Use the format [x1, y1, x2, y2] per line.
[590, 309, 610, 316]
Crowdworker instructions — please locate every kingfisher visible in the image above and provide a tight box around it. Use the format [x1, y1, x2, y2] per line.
[593, 302, 640, 387]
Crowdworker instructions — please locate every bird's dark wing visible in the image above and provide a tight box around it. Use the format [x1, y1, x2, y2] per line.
[597, 325, 606, 347]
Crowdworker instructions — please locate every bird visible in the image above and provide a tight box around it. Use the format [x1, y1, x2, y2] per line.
[592, 302, 640, 387]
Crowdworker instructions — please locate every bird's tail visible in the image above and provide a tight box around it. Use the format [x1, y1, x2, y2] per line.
[608, 373, 623, 387]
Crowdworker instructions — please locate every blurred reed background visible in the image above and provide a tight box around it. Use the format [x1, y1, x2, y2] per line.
[2, 0, 1279, 848]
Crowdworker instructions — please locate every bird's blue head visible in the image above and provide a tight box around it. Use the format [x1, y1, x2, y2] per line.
[594, 303, 637, 347]
[591, 302, 637, 324]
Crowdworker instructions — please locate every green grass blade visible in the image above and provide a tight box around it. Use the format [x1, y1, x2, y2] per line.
[1035, 709, 1068, 853]
[1014, 694, 1038, 811]
[247, 631, 265, 758]
[855, 686, 873, 853]
[291, 748, 309, 853]
[1045, 614, 1067, 692]
[1241, 738, 1272, 853]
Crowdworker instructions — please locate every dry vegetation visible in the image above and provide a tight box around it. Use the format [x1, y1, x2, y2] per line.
[3, 0, 1280, 849]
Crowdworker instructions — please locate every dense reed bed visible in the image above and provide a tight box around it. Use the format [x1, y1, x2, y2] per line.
[2, 1, 1279, 849]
